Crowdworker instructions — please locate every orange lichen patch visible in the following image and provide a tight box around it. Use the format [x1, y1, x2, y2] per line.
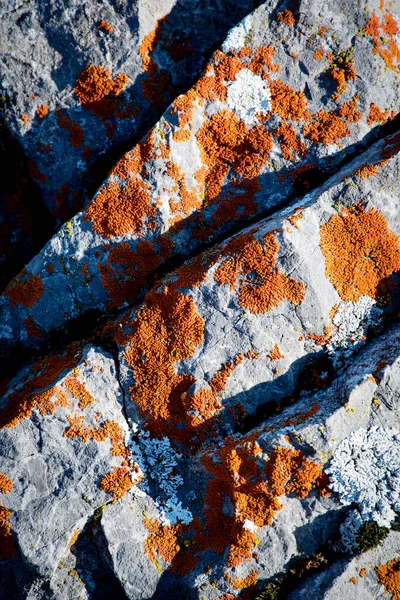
[98, 19, 113, 33]
[249, 44, 280, 78]
[303, 108, 350, 145]
[196, 110, 273, 221]
[269, 80, 310, 122]
[329, 51, 357, 96]
[0, 473, 12, 494]
[364, 13, 381, 38]
[277, 9, 296, 26]
[0, 345, 80, 429]
[338, 95, 361, 123]
[68, 529, 80, 549]
[63, 375, 94, 410]
[200, 440, 327, 567]
[56, 109, 84, 148]
[99, 466, 135, 498]
[246, 349, 258, 359]
[109, 131, 155, 179]
[84, 176, 155, 238]
[64, 415, 130, 459]
[171, 88, 202, 142]
[0, 505, 16, 558]
[27, 159, 46, 183]
[314, 49, 324, 60]
[74, 65, 129, 118]
[5, 272, 44, 307]
[35, 104, 48, 119]
[376, 557, 400, 600]
[123, 287, 205, 441]
[352, 161, 388, 180]
[274, 122, 307, 161]
[268, 344, 285, 360]
[214, 230, 305, 314]
[21, 114, 30, 124]
[382, 12, 399, 36]
[144, 518, 181, 564]
[307, 326, 332, 346]
[283, 401, 320, 427]
[232, 571, 258, 590]
[24, 315, 43, 339]
[320, 205, 400, 302]
[367, 103, 391, 125]
[349, 577, 357, 585]
[359, 567, 367, 578]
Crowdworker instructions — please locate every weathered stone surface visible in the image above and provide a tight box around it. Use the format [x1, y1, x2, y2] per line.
[1, 0, 400, 598]
[2, 0, 400, 353]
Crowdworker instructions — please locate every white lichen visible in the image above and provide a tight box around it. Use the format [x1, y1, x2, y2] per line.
[327, 427, 400, 529]
[222, 14, 253, 53]
[226, 68, 271, 125]
[327, 296, 382, 363]
[127, 430, 192, 526]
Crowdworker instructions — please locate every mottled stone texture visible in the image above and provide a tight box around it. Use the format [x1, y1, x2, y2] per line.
[1, 0, 400, 599]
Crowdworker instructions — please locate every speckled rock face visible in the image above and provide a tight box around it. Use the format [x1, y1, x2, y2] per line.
[1, 0, 400, 599]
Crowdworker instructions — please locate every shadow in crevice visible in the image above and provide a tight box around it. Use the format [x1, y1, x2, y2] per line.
[70, 515, 128, 600]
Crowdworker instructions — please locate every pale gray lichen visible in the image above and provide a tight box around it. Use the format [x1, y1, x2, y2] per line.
[327, 296, 382, 365]
[127, 428, 192, 526]
[327, 427, 400, 536]
[226, 68, 271, 125]
[222, 14, 252, 53]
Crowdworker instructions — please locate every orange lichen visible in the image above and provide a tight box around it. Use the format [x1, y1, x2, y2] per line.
[5, 272, 44, 307]
[320, 206, 400, 302]
[196, 109, 273, 226]
[200, 441, 327, 567]
[64, 415, 130, 459]
[303, 108, 350, 145]
[98, 19, 113, 33]
[376, 557, 400, 600]
[349, 577, 357, 585]
[56, 109, 84, 148]
[269, 80, 309, 122]
[286, 207, 305, 228]
[0, 473, 12, 494]
[232, 571, 258, 590]
[35, 104, 48, 119]
[0, 345, 80, 429]
[213, 230, 305, 314]
[99, 466, 135, 498]
[63, 375, 94, 410]
[268, 344, 285, 360]
[21, 114, 30, 124]
[363, 11, 400, 73]
[277, 9, 296, 26]
[166, 161, 203, 225]
[249, 45, 280, 78]
[68, 529, 80, 548]
[314, 49, 324, 60]
[367, 103, 391, 125]
[84, 176, 155, 237]
[359, 568, 367, 578]
[144, 518, 181, 564]
[330, 51, 357, 96]
[352, 163, 384, 180]
[0, 505, 16, 558]
[274, 122, 307, 161]
[74, 65, 129, 118]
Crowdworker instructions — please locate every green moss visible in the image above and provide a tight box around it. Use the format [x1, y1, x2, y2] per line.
[357, 521, 389, 554]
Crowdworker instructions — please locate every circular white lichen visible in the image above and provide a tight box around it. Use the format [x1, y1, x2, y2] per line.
[327, 426, 400, 528]
[222, 14, 252, 53]
[226, 68, 271, 125]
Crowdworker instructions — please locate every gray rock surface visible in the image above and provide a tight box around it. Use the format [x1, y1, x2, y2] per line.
[1, 0, 400, 599]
